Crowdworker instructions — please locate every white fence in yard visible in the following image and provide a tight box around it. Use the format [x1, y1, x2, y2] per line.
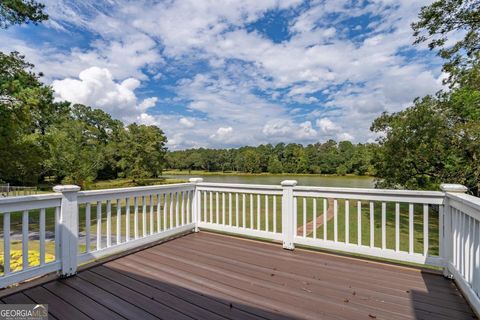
[0, 179, 479, 314]
[0, 185, 37, 197]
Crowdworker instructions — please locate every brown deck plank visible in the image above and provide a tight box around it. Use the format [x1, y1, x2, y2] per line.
[2, 232, 475, 320]
[161, 238, 472, 319]
[167, 233, 474, 318]
[89, 266, 226, 320]
[141, 242, 424, 320]
[146, 244, 406, 316]
[193, 233, 466, 298]
[77, 270, 193, 320]
[2, 292, 59, 320]
[22, 286, 91, 320]
[98, 264, 267, 320]
[133, 249, 385, 319]
[195, 233, 473, 315]
[2, 292, 36, 304]
[115, 254, 303, 319]
[196, 233, 450, 289]
[60, 275, 159, 320]
[43, 281, 125, 320]
[171, 233, 471, 313]
[106, 259, 289, 320]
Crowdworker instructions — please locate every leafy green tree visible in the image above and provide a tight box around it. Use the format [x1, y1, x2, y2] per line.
[45, 118, 106, 188]
[0, 0, 48, 29]
[317, 140, 340, 174]
[281, 144, 302, 173]
[0, 4, 172, 188]
[336, 164, 348, 176]
[412, 0, 480, 85]
[166, 141, 375, 176]
[350, 144, 376, 176]
[240, 148, 261, 173]
[0, 1, 53, 185]
[267, 156, 283, 174]
[117, 124, 167, 178]
[372, 0, 480, 195]
[0, 52, 68, 184]
[371, 97, 452, 190]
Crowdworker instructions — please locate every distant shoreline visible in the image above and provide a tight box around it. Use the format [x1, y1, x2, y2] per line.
[162, 170, 375, 178]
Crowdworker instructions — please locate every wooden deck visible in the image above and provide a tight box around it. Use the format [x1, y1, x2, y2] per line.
[0, 232, 475, 319]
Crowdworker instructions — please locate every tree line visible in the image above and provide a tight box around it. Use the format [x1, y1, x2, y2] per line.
[371, 0, 480, 195]
[0, 52, 167, 188]
[0, 4, 167, 188]
[166, 142, 376, 175]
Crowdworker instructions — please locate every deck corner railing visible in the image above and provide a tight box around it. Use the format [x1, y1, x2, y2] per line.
[1, 179, 480, 315]
[441, 183, 480, 313]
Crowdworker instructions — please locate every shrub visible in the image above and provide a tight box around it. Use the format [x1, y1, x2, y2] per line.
[0, 250, 55, 273]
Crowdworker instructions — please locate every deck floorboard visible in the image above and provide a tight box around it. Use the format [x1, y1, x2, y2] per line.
[1, 232, 476, 320]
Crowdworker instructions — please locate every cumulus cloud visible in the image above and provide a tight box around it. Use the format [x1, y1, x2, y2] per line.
[338, 132, 354, 141]
[263, 119, 318, 142]
[6, 0, 446, 148]
[179, 117, 195, 128]
[316, 118, 340, 134]
[52, 67, 157, 122]
[210, 127, 233, 141]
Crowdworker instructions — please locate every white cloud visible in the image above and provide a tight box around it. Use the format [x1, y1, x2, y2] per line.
[338, 132, 354, 141]
[316, 118, 340, 134]
[263, 119, 295, 136]
[4, 0, 447, 148]
[210, 127, 233, 140]
[52, 67, 157, 122]
[263, 119, 318, 142]
[179, 117, 195, 128]
[138, 113, 156, 125]
[138, 97, 158, 112]
[298, 121, 317, 139]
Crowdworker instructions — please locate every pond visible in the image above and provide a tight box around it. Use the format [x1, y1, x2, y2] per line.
[163, 174, 375, 188]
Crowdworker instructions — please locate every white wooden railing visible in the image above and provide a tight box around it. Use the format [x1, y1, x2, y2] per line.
[0, 182, 197, 287]
[291, 183, 446, 266]
[442, 185, 480, 313]
[196, 182, 284, 241]
[0, 193, 62, 287]
[0, 179, 479, 313]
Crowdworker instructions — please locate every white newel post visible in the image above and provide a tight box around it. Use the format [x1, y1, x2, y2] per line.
[189, 178, 204, 232]
[440, 183, 468, 278]
[53, 185, 81, 277]
[281, 180, 297, 250]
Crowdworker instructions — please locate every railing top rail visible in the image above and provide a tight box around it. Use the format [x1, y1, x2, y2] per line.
[446, 192, 480, 208]
[76, 182, 196, 204]
[446, 192, 480, 219]
[0, 193, 62, 213]
[77, 182, 195, 197]
[293, 185, 444, 196]
[197, 182, 283, 191]
[292, 185, 445, 204]
[0, 193, 61, 203]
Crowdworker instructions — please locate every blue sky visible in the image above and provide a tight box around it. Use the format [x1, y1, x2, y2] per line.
[1, 0, 443, 149]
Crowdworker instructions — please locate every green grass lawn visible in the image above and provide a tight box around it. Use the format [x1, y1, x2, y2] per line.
[87, 177, 186, 189]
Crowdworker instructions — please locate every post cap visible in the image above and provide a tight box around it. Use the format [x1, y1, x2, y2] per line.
[440, 183, 468, 193]
[53, 185, 81, 193]
[281, 180, 297, 187]
[189, 178, 204, 183]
